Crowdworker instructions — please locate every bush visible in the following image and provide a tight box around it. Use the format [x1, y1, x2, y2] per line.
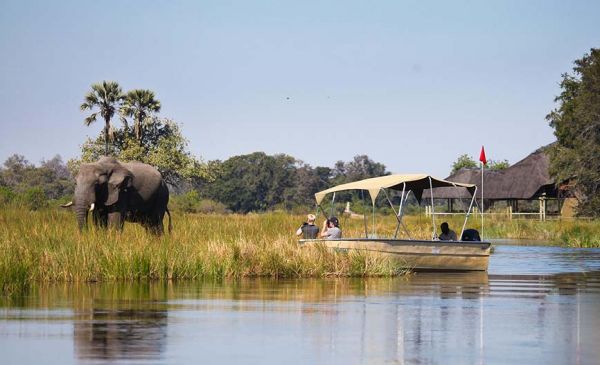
[21, 187, 48, 211]
[0, 186, 15, 207]
[197, 199, 229, 214]
[171, 191, 229, 214]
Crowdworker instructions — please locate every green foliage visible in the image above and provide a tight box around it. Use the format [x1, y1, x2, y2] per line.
[21, 187, 48, 211]
[206, 152, 299, 213]
[80, 81, 125, 155]
[0, 209, 414, 293]
[201, 153, 389, 213]
[332, 155, 389, 185]
[451, 154, 477, 174]
[0, 154, 74, 203]
[451, 155, 509, 174]
[72, 118, 213, 186]
[327, 155, 390, 203]
[546, 48, 600, 217]
[488, 159, 510, 170]
[170, 191, 228, 214]
[0, 186, 15, 206]
[120, 89, 161, 143]
[559, 224, 600, 247]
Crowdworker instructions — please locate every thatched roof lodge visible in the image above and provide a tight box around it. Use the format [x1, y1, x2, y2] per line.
[429, 147, 570, 217]
[432, 147, 557, 201]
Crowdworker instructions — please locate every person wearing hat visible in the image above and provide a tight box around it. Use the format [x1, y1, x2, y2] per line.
[296, 214, 320, 239]
[320, 216, 342, 239]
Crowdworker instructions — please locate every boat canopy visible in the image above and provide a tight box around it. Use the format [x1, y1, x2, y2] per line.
[315, 174, 477, 205]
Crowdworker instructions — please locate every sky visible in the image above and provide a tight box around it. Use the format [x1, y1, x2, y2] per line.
[0, 0, 598, 177]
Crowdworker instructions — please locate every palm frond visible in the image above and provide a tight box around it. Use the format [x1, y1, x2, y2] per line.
[84, 113, 98, 126]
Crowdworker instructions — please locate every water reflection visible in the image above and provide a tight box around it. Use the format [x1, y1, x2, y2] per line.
[74, 308, 167, 361]
[1, 245, 600, 364]
[72, 284, 169, 362]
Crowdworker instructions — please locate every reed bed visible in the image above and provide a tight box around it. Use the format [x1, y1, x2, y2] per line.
[0, 209, 408, 295]
[1, 208, 598, 296]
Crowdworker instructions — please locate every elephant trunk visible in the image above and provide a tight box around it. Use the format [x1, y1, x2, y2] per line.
[75, 203, 89, 231]
[74, 183, 94, 231]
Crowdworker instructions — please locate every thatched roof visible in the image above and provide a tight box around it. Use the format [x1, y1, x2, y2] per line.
[430, 148, 558, 200]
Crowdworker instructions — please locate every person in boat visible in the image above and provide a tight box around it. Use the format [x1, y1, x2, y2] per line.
[439, 222, 457, 241]
[320, 216, 342, 239]
[296, 214, 320, 239]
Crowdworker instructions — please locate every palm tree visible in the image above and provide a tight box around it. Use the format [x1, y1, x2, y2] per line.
[80, 81, 124, 155]
[120, 89, 161, 145]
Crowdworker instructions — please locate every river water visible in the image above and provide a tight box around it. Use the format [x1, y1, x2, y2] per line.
[1, 244, 600, 365]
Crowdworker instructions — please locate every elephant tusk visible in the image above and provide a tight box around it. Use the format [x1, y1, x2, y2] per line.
[89, 203, 95, 212]
[61, 201, 73, 208]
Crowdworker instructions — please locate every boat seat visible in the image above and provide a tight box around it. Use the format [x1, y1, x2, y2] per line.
[461, 229, 481, 241]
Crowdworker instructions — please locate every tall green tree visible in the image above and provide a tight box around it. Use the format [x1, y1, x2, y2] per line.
[71, 118, 213, 187]
[80, 81, 124, 155]
[451, 154, 477, 174]
[332, 155, 389, 185]
[207, 152, 299, 212]
[120, 89, 161, 144]
[546, 48, 600, 217]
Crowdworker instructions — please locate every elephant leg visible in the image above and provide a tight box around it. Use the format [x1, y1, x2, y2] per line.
[142, 214, 163, 236]
[92, 209, 108, 228]
[108, 211, 125, 231]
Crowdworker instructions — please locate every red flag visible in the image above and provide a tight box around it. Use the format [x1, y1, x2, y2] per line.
[479, 146, 487, 165]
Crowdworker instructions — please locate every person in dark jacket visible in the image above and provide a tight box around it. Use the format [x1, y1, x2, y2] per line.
[296, 214, 320, 239]
[439, 222, 457, 241]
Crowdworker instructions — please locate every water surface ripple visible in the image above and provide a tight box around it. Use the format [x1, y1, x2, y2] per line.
[1, 244, 600, 365]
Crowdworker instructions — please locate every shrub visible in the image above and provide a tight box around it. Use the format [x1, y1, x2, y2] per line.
[170, 191, 229, 214]
[21, 187, 48, 211]
[0, 186, 15, 207]
[197, 199, 229, 214]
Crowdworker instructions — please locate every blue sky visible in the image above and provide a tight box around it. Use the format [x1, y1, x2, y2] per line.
[0, 0, 598, 176]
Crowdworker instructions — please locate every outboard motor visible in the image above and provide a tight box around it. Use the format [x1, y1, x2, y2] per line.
[461, 229, 481, 241]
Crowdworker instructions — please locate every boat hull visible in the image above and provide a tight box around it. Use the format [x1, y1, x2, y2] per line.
[299, 238, 491, 271]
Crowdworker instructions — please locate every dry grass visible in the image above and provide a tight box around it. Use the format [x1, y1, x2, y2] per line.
[1, 208, 598, 296]
[0, 209, 408, 295]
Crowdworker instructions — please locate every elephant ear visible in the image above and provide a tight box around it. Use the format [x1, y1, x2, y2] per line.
[105, 167, 133, 206]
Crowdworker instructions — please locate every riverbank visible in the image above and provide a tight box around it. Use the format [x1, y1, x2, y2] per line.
[0, 209, 408, 295]
[1, 208, 598, 295]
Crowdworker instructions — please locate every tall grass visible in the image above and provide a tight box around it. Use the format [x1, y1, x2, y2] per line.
[0, 209, 408, 295]
[1, 208, 598, 295]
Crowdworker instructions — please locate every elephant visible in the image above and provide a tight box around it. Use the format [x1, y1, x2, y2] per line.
[62, 157, 172, 234]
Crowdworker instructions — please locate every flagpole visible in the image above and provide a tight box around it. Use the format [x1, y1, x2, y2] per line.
[479, 146, 486, 241]
[481, 160, 484, 240]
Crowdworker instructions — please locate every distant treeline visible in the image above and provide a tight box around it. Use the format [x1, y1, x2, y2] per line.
[0, 153, 388, 213]
[0, 155, 74, 210]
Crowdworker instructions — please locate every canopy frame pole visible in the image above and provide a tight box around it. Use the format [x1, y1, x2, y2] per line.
[330, 192, 336, 219]
[361, 190, 368, 238]
[393, 184, 405, 238]
[372, 192, 376, 238]
[460, 186, 478, 240]
[393, 184, 411, 239]
[429, 176, 437, 239]
[316, 203, 329, 224]
[383, 187, 412, 240]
